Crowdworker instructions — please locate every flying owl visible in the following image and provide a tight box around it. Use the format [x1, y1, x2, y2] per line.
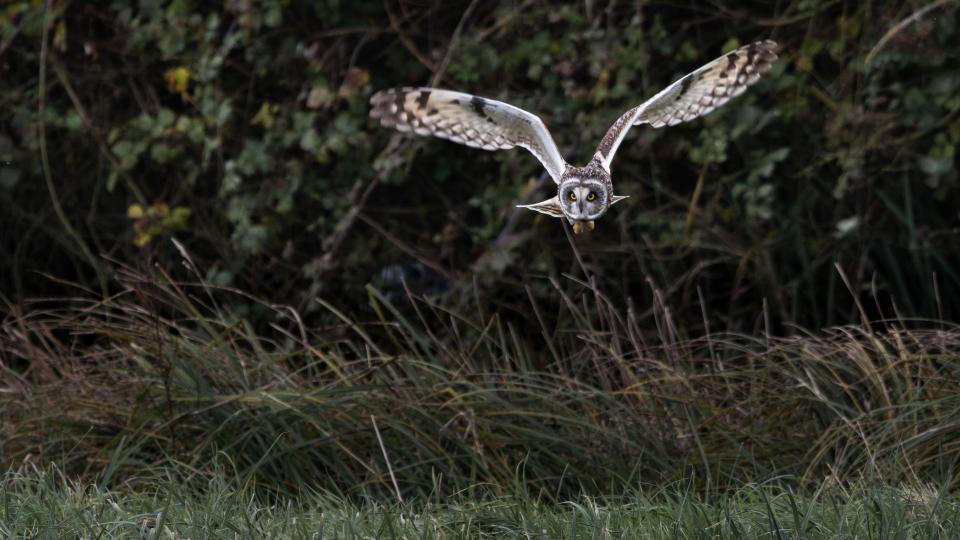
[370, 40, 779, 234]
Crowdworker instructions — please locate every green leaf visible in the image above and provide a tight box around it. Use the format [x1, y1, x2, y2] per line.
[0, 166, 20, 189]
[920, 156, 953, 177]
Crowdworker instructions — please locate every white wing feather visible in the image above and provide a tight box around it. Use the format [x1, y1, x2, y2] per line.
[370, 87, 567, 183]
[596, 40, 779, 170]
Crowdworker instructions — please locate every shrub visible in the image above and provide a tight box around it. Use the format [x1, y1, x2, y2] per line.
[0, 1, 957, 333]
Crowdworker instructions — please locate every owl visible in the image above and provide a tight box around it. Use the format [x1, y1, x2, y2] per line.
[370, 40, 779, 234]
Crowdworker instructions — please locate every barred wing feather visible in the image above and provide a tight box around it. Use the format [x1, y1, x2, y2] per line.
[596, 40, 779, 169]
[370, 87, 567, 183]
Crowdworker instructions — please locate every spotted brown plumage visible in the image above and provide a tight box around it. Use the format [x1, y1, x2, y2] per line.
[595, 40, 779, 169]
[369, 40, 779, 233]
[369, 87, 566, 182]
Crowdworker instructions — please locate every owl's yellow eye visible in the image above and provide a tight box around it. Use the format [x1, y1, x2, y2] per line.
[568, 192, 577, 201]
[586, 192, 597, 202]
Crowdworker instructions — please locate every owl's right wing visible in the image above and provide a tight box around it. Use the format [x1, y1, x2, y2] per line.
[595, 40, 779, 170]
[370, 87, 567, 183]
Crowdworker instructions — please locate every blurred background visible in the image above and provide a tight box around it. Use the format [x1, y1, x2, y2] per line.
[2, 0, 959, 498]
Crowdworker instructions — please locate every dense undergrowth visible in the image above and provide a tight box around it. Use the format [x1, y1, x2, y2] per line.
[3, 256, 959, 499]
[1, 1, 958, 333]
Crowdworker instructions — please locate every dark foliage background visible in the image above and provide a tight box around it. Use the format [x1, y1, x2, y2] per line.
[2, 0, 958, 333]
[2, 0, 960, 499]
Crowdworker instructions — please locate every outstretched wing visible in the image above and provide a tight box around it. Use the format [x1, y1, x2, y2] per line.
[595, 40, 779, 170]
[370, 87, 567, 183]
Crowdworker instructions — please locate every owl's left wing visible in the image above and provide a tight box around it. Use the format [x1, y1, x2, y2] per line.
[370, 87, 567, 183]
[595, 40, 779, 170]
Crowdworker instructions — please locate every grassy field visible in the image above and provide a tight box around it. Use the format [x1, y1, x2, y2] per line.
[4, 257, 960, 538]
[4, 465, 959, 539]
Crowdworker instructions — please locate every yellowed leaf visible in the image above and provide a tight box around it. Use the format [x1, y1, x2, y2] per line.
[133, 232, 152, 247]
[164, 66, 192, 99]
[251, 102, 276, 128]
[53, 20, 67, 52]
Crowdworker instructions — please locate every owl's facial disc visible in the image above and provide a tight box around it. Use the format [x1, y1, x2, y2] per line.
[559, 178, 607, 222]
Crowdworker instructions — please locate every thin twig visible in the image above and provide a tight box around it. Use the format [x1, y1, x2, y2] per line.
[37, 1, 107, 296]
[835, 262, 873, 334]
[683, 164, 707, 238]
[474, 0, 537, 42]
[309, 170, 385, 281]
[50, 58, 148, 204]
[370, 414, 403, 504]
[864, 0, 958, 68]
[525, 285, 564, 372]
[356, 212, 455, 281]
[306, 26, 385, 40]
[315, 5, 478, 284]
[0, 14, 24, 61]
[429, 0, 480, 87]
[383, 0, 434, 72]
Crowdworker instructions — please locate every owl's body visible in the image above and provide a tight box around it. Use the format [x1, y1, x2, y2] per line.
[370, 40, 779, 233]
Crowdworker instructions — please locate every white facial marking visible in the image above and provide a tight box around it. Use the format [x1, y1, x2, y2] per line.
[559, 177, 608, 222]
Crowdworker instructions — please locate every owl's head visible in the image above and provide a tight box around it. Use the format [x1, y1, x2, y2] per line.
[517, 153, 628, 233]
[558, 178, 610, 222]
[559, 156, 628, 232]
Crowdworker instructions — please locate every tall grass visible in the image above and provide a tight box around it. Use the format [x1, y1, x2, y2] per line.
[2, 253, 959, 499]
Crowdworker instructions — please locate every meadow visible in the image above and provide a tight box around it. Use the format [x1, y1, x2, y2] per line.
[2, 0, 959, 537]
